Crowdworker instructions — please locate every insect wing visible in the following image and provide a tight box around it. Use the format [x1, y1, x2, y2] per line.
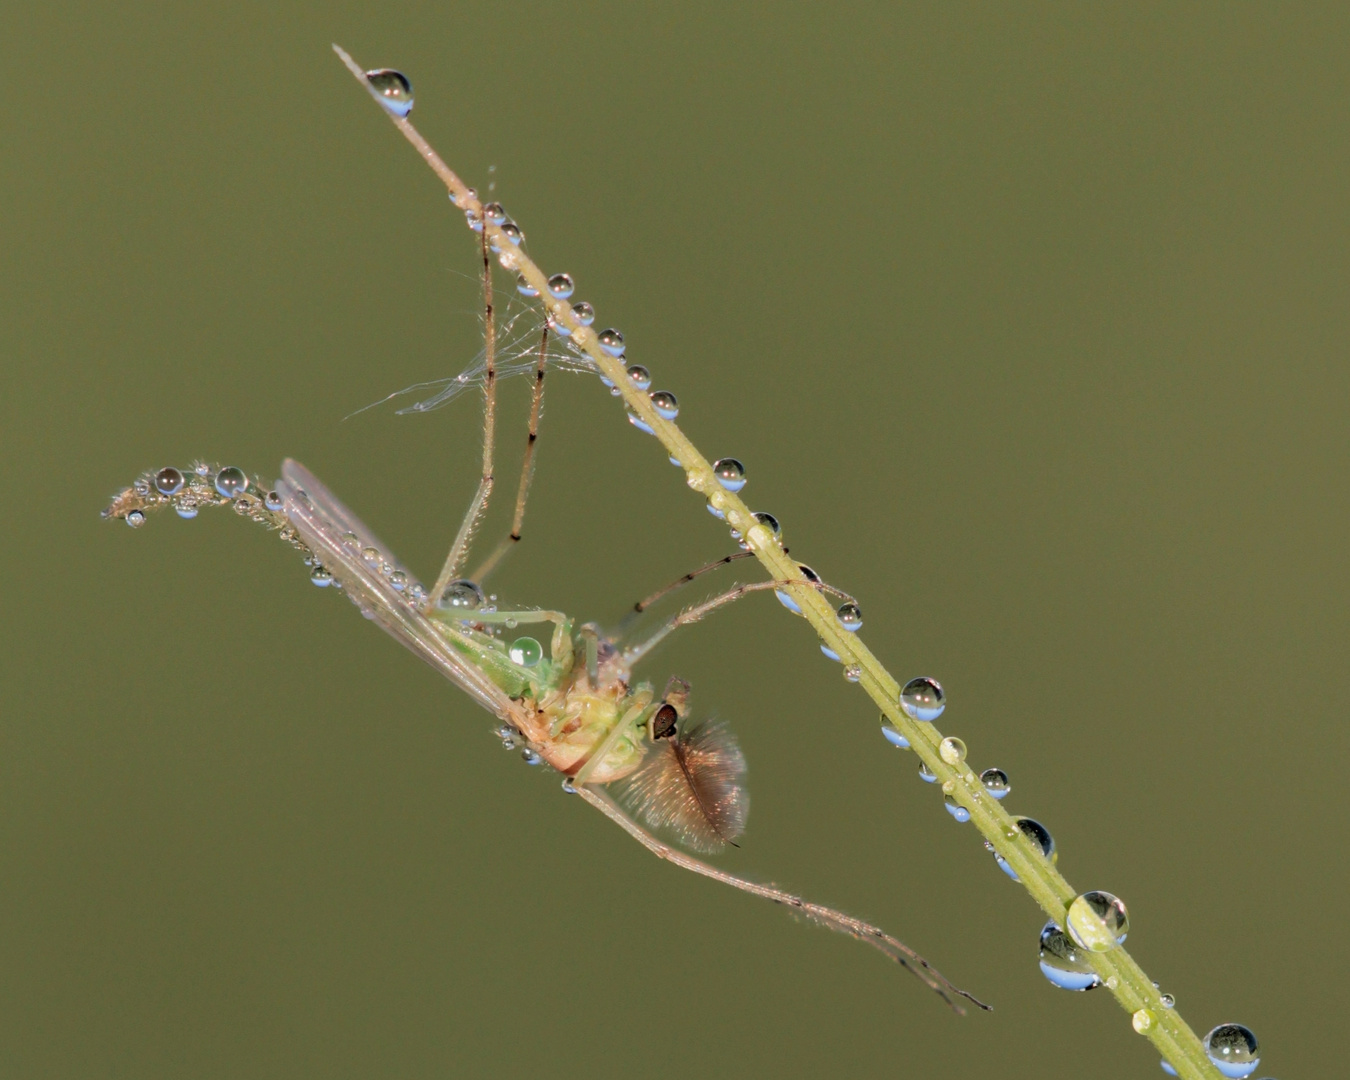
[617, 719, 749, 854]
[276, 459, 514, 720]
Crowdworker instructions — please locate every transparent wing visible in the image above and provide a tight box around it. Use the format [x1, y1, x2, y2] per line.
[349, 304, 599, 416]
[276, 459, 516, 720]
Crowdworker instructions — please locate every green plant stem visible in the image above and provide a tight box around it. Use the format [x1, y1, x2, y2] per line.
[335, 45, 1221, 1080]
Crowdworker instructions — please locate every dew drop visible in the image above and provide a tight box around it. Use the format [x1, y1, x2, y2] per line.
[944, 795, 971, 822]
[437, 579, 484, 611]
[365, 69, 414, 118]
[500, 221, 523, 246]
[597, 328, 625, 357]
[939, 737, 967, 766]
[408, 583, 427, 604]
[547, 273, 574, 299]
[571, 300, 595, 326]
[1160, 1062, 1179, 1077]
[918, 763, 937, 783]
[712, 458, 746, 493]
[774, 564, 819, 613]
[649, 391, 679, 420]
[154, 467, 184, 496]
[361, 546, 381, 567]
[843, 664, 862, 682]
[465, 208, 484, 232]
[980, 767, 1010, 800]
[133, 478, 150, 496]
[389, 570, 408, 591]
[1203, 1025, 1260, 1079]
[175, 504, 198, 519]
[834, 602, 863, 632]
[509, 636, 543, 667]
[670, 457, 682, 467]
[483, 202, 506, 225]
[194, 463, 211, 476]
[900, 677, 945, 721]
[706, 498, 725, 520]
[516, 273, 539, 297]
[995, 817, 1056, 880]
[880, 724, 910, 749]
[310, 567, 333, 587]
[627, 412, 654, 435]
[1133, 1009, 1155, 1034]
[626, 365, 651, 390]
[752, 511, 781, 539]
[821, 643, 841, 662]
[264, 490, 284, 512]
[561, 777, 577, 794]
[215, 466, 248, 499]
[1037, 920, 1101, 991]
[521, 748, 543, 766]
[1066, 891, 1129, 952]
[1160, 992, 1176, 1009]
[126, 509, 146, 528]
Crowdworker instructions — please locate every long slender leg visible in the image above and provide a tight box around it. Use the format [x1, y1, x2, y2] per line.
[470, 319, 550, 583]
[623, 579, 855, 665]
[431, 227, 498, 603]
[434, 607, 574, 678]
[575, 786, 988, 1013]
[631, 551, 761, 614]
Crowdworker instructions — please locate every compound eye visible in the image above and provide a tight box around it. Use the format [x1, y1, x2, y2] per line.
[650, 703, 679, 741]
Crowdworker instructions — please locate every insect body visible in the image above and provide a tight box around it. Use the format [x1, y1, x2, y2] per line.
[99, 45, 990, 1013]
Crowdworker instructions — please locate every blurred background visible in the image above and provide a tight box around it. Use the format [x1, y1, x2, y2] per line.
[3, 3, 1346, 1076]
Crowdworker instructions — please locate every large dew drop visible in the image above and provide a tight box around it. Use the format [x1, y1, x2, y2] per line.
[437, 579, 484, 611]
[365, 69, 414, 118]
[712, 458, 746, 493]
[626, 365, 651, 390]
[1038, 920, 1101, 991]
[900, 677, 945, 721]
[215, 466, 248, 499]
[547, 273, 574, 299]
[1066, 891, 1129, 952]
[597, 328, 625, 357]
[980, 767, 1010, 800]
[880, 724, 910, 749]
[649, 391, 679, 420]
[995, 817, 1056, 880]
[1203, 1024, 1260, 1079]
[571, 300, 595, 326]
[775, 564, 820, 614]
[509, 637, 543, 667]
[835, 602, 863, 632]
[154, 467, 184, 495]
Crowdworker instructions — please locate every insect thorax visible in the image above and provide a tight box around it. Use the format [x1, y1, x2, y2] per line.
[535, 676, 651, 784]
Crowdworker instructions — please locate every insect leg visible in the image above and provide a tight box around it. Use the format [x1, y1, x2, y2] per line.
[435, 607, 573, 679]
[628, 550, 762, 615]
[574, 785, 988, 1013]
[622, 579, 854, 665]
[470, 320, 550, 584]
[431, 225, 498, 604]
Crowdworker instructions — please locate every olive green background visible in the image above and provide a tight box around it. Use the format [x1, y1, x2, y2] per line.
[3, 3, 1344, 1077]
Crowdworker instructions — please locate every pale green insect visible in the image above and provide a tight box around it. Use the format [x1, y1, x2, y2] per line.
[100, 45, 991, 1014]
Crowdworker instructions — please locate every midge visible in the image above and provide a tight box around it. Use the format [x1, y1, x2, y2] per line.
[103, 46, 986, 1014]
